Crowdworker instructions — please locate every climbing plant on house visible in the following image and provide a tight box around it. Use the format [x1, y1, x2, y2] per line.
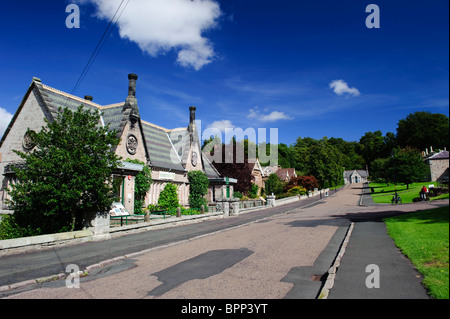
[124, 158, 152, 214]
[187, 170, 209, 210]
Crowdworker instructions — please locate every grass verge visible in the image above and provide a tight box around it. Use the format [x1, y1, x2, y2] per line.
[384, 206, 449, 299]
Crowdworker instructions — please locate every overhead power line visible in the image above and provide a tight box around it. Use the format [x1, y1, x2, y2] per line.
[71, 0, 130, 95]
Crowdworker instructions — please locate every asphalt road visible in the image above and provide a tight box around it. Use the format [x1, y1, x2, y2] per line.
[0, 194, 324, 289]
[1, 185, 447, 300]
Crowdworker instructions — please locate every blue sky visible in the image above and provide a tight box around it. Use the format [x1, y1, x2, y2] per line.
[0, 0, 448, 146]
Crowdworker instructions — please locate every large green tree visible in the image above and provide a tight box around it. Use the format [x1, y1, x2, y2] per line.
[8, 106, 121, 235]
[396, 111, 449, 151]
[301, 138, 344, 188]
[389, 147, 429, 188]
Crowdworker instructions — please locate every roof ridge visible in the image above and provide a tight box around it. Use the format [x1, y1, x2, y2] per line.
[42, 84, 104, 109]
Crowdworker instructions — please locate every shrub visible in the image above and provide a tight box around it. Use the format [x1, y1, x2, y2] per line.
[287, 186, 308, 196]
[0, 215, 25, 240]
[265, 173, 284, 196]
[249, 183, 259, 198]
[286, 175, 318, 192]
[233, 191, 243, 199]
[158, 183, 179, 211]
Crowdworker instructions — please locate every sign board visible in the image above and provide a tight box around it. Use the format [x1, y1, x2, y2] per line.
[110, 202, 130, 216]
[159, 171, 175, 180]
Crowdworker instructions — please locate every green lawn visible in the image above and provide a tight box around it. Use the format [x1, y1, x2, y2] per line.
[369, 182, 441, 204]
[384, 206, 449, 299]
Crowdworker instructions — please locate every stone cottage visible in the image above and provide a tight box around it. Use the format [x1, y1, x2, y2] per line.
[248, 158, 264, 195]
[0, 74, 229, 214]
[343, 170, 369, 184]
[275, 167, 297, 182]
[424, 150, 449, 182]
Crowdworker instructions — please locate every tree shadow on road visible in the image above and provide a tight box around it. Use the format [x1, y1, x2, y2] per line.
[148, 248, 253, 297]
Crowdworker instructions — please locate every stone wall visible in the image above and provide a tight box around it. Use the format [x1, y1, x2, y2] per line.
[429, 159, 449, 181]
[0, 88, 48, 209]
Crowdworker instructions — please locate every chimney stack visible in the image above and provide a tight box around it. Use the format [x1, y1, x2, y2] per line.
[189, 106, 196, 124]
[128, 73, 138, 97]
[123, 74, 140, 121]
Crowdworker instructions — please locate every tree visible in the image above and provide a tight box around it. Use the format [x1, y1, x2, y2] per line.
[210, 142, 252, 194]
[389, 147, 429, 188]
[328, 138, 365, 170]
[359, 131, 385, 170]
[158, 183, 179, 210]
[304, 138, 344, 188]
[396, 111, 449, 151]
[8, 106, 121, 235]
[124, 159, 152, 214]
[187, 170, 209, 209]
[285, 175, 318, 192]
[265, 173, 284, 196]
[370, 158, 391, 185]
[277, 143, 295, 168]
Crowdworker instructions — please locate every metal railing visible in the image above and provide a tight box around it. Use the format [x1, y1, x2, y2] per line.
[239, 200, 264, 210]
[110, 207, 209, 227]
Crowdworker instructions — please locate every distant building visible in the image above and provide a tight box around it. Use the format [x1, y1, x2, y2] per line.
[275, 167, 297, 182]
[424, 150, 449, 182]
[248, 158, 264, 192]
[343, 170, 369, 184]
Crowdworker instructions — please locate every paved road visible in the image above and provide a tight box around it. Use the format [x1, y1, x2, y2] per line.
[0, 194, 325, 289]
[1, 184, 447, 299]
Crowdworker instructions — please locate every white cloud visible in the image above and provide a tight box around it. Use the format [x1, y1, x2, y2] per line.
[83, 0, 222, 70]
[247, 106, 293, 122]
[329, 79, 360, 96]
[0, 107, 13, 138]
[206, 120, 235, 133]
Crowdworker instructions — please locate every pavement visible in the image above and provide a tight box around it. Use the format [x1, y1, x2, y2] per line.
[327, 183, 447, 299]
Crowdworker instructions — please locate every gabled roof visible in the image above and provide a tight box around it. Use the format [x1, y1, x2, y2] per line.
[141, 122, 186, 171]
[261, 165, 278, 177]
[276, 168, 296, 180]
[1, 76, 220, 176]
[343, 170, 369, 178]
[247, 158, 263, 173]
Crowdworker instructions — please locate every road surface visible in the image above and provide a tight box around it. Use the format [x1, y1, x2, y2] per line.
[1, 184, 446, 299]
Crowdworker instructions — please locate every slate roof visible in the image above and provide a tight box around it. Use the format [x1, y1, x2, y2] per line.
[428, 151, 449, 160]
[1, 77, 220, 178]
[142, 123, 186, 171]
[276, 168, 296, 181]
[343, 170, 369, 178]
